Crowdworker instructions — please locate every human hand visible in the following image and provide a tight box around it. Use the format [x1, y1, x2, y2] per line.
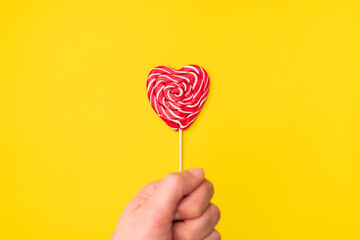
[110, 168, 220, 240]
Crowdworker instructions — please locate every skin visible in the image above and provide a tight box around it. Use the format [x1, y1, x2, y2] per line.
[110, 168, 221, 240]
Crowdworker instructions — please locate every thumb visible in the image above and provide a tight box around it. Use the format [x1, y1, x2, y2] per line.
[145, 168, 205, 218]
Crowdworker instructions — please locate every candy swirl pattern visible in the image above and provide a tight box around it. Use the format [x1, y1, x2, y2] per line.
[146, 65, 209, 131]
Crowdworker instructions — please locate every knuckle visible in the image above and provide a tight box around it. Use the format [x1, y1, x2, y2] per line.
[206, 180, 214, 196]
[143, 181, 158, 191]
[190, 205, 203, 217]
[173, 225, 193, 240]
[164, 172, 183, 186]
[211, 204, 221, 222]
[214, 230, 221, 240]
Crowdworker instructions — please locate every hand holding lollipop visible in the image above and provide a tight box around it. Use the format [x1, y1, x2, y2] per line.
[110, 66, 220, 240]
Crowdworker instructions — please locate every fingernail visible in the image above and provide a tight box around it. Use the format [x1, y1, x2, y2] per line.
[188, 168, 204, 178]
[173, 212, 180, 220]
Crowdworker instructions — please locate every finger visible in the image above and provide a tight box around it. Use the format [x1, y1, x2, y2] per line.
[173, 203, 221, 240]
[145, 168, 205, 219]
[174, 179, 214, 220]
[202, 230, 221, 240]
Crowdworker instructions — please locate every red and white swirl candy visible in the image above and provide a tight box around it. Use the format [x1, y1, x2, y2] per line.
[146, 65, 209, 131]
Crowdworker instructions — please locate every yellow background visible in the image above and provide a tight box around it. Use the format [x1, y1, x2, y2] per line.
[1, 0, 360, 239]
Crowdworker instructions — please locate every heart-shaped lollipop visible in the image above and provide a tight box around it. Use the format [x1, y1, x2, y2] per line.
[146, 65, 209, 131]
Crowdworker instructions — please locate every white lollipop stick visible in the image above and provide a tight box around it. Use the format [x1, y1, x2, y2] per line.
[179, 129, 183, 172]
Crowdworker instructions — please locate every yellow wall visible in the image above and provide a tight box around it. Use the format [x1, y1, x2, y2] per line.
[1, 1, 360, 239]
